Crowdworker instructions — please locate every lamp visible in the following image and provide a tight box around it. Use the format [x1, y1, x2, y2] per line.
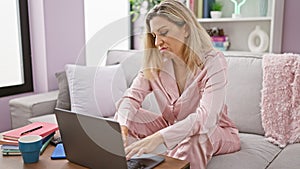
[230, 0, 247, 18]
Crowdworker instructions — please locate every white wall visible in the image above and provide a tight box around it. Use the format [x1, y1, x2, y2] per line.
[84, 1, 130, 66]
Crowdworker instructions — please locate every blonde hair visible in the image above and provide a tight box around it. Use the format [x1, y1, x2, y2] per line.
[143, 0, 213, 79]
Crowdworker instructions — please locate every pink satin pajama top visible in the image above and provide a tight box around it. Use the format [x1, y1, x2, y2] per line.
[115, 50, 239, 150]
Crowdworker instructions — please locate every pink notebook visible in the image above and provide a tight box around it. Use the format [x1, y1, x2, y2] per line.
[3, 122, 58, 141]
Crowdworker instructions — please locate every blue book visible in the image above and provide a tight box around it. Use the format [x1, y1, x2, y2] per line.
[1, 133, 54, 156]
[203, 0, 215, 18]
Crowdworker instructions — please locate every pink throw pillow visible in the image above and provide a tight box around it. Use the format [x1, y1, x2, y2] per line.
[261, 53, 300, 147]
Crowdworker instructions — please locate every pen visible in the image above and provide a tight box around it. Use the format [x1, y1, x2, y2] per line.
[20, 125, 43, 136]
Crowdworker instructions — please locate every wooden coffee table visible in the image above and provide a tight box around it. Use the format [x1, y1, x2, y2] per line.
[0, 144, 190, 169]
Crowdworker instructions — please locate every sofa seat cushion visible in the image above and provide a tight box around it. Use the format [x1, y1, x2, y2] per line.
[207, 133, 281, 169]
[29, 114, 57, 124]
[9, 90, 59, 128]
[267, 143, 300, 169]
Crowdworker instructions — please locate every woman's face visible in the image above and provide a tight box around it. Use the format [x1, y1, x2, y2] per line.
[149, 16, 188, 59]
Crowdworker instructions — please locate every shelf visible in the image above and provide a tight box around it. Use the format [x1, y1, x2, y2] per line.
[222, 50, 266, 57]
[198, 17, 272, 23]
[195, 0, 284, 53]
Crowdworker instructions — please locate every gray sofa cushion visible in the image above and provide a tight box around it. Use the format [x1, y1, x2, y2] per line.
[207, 133, 281, 169]
[225, 55, 265, 135]
[267, 143, 300, 169]
[55, 71, 71, 110]
[106, 49, 143, 87]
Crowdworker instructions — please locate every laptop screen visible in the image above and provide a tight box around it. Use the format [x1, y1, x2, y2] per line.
[55, 108, 128, 169]
[54, 108, 164, 169]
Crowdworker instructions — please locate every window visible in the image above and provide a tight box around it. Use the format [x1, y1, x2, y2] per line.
[0, 0, 33, 97]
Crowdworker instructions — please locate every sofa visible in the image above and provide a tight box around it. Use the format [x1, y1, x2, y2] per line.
[9, 49, 300, 169]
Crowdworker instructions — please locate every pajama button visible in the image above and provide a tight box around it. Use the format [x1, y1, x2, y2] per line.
[174, 120, 177, 123]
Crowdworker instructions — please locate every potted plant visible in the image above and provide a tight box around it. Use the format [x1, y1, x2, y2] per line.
[130, 0, 163, 22]
[210, 1, 223, 19]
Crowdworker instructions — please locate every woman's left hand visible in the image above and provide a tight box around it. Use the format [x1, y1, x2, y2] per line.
[125, 132, 164, 160]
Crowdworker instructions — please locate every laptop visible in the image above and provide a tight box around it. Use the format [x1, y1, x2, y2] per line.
[54, 108, 165, 169]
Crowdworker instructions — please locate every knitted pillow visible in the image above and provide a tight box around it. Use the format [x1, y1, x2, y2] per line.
[261, 53, 300, 148]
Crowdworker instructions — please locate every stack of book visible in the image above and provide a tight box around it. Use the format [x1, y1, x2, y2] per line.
[185, 0, 214, 18]
[0, 122, 58, 156]
[211, 36, 230, 51]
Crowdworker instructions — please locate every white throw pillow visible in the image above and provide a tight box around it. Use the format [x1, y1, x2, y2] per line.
[65, 64, 127, 117]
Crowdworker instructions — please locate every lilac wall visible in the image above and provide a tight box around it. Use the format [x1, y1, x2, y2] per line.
[43, 0, 86, 90]
[29, 0, 85, 93]
[281, 0, 300, 53]
[0, 0, 85, 132]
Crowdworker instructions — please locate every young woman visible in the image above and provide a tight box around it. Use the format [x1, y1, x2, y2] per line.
[114, 0, 240, 168]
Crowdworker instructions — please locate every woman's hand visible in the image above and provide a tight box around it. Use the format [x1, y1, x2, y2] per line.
[125, 132, 164, 160]
[121, 125, 129, 147]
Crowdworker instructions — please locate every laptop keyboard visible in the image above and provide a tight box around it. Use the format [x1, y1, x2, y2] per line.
[127, 159, 146, 169]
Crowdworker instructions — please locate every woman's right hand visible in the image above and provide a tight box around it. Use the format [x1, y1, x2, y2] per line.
[121, 125, 129, 146]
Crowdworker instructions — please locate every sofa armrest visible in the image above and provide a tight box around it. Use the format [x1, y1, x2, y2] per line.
[9, 90, 59, 129]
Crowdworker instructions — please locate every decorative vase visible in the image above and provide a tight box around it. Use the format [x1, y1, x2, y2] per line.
[248, 25, 269, 53]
